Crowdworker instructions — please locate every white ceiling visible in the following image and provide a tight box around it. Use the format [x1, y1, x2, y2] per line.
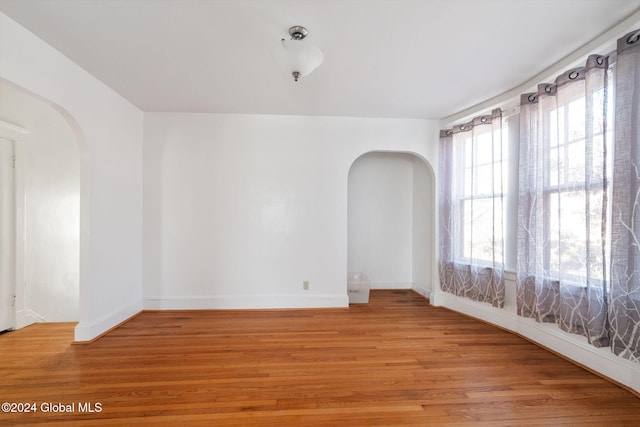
[1, 0, 639, 119]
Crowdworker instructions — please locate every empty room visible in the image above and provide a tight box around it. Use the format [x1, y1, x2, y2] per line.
[1, 0, 639, 425]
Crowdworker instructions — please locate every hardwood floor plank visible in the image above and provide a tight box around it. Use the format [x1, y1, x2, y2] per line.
[1, 290, 638, 425]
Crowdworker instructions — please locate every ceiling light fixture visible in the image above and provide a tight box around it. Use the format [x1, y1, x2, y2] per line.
[272, 26, 324, 82]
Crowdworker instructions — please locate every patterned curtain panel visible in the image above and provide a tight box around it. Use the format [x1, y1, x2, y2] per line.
[610, 29, 640, 362]
[517, 29, 640, 361]
[517, 55, 611, 347]
[439, 109, 505, 308]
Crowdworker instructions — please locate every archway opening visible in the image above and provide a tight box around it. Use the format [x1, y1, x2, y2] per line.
[0, 80, 81, 328]
[347, 151, 435, 300]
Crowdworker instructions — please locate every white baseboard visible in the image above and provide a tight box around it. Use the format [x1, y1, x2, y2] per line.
[15, 309, 30, 329]
[143, 293, 349, 311]
[434, 289, 640, 394]
[369, 281, 413, 290]
[15, 309, 46, 329]
[74, 300, 142, 342]
[411, 284, 432, 301]
[436, 291, 518, 331]
[516, 316, 640, 392]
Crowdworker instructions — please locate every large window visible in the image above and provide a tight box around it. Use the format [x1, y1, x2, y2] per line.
[517, 55, 614, 347]
[439, 109, 506, 307]
[543, 74, 614, 284]
[439, 29, 640, 363]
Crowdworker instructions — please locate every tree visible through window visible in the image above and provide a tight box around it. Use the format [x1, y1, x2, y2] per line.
[543, 76, 613, 284]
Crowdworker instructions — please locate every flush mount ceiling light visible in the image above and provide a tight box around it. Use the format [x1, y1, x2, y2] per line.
[272, 26, 324, 82]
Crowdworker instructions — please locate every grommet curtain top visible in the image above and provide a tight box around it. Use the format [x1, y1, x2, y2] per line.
[439, 108, 501, 137]
[520, 53, 610, 106]
[520, 28, 639, 107]
[619, 28, 640, 54]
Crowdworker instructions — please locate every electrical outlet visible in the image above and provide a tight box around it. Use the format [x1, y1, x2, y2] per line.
[303, 280, 309, 290]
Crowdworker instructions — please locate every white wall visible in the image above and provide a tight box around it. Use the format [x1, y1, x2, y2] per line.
[0, 81, 80, 323]
[0, 137, 15, 331]
[412, 156, 433, 297]
[348, 152, 414, 289]
[0, 13, 144, 341]
[143, 113, 439, 309]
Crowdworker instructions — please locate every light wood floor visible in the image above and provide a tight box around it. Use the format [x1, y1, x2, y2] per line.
[2, 290, 639, 426]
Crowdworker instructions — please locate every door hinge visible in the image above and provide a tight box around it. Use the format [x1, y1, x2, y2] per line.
[12, 154, 16, 168]
[12, 294, 16, 306]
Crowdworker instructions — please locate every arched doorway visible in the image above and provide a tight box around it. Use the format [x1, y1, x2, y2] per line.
[0, 80, 81, 328]
[347, 151, 435, 299]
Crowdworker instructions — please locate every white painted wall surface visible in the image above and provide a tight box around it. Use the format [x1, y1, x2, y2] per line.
[348, 152, 414, 289]
[143, 113, 439, 309]
[0, 82, 80, 323]
[0, 137, 15, 331]
[0, 13, 144, 341]
[412, 156, 433, 297]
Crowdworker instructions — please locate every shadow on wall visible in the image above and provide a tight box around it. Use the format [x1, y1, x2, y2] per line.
[347, 151, 435, 299]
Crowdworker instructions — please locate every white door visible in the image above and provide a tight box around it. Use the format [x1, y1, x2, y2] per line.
[0, 137, 15, 331]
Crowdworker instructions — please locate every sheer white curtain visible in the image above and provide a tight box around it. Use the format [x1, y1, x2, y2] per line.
[517, 54, 611, 346]
[610, 29, 640, 362]
[439, 109, 505, 307]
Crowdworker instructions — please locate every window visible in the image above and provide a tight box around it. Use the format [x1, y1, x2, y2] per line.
[542, 70, 614, 284]
[439, 109, 506, 307]
[456, 122, 507, 265]
[517, 55, 616, 348]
